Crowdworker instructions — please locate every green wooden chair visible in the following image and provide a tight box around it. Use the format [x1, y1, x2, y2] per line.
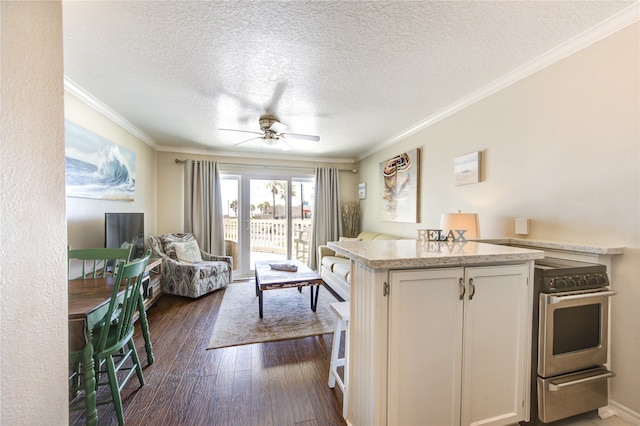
[68, 245, 134, 399]
[69, 250, 151, 425]
[67, 245, 133, 279]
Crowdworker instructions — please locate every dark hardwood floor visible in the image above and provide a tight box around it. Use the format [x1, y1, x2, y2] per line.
[70, 282, 347, 426]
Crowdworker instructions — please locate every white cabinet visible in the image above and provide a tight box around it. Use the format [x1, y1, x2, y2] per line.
[387, 264, 531, 426]
[388, 267, 464, 426]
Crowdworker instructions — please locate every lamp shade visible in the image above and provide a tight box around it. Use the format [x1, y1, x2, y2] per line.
[440, 211, 480, 240]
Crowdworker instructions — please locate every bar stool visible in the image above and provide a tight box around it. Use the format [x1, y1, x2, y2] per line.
[328, 301, 350, 419]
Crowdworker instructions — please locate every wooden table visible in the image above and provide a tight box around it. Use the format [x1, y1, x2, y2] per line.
[254, 260, 323, 318]
[68, 258, 159, 425]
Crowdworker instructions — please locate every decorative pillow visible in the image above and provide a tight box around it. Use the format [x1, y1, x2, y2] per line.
[174, 240, 203, 263]
[161, 233, 195, 260]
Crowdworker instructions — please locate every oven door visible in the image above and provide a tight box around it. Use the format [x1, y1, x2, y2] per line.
[538, 289, 616, 378]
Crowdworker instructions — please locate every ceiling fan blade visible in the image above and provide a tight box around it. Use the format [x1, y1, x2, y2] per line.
[234, 137, 261, 146]
[219, 128, 263, 136]
[281, 133, 320, 142]
[268, 121, 287, 134]
[278, 139, 292, 151]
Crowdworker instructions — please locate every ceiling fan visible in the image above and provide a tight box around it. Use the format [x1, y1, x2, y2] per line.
[219, 115, 320, 151]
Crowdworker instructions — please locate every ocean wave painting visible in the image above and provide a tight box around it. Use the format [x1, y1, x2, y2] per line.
[65, 120, 136, 201]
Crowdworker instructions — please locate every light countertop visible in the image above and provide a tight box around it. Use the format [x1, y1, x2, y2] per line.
[479, 238, 624, 255]
[327, 239, 544, 270]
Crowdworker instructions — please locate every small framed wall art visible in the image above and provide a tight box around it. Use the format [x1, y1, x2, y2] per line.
[358, 182, 367, 199]
[454, 151, 481, 185]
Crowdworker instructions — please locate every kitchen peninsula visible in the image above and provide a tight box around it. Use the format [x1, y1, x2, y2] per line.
[327, 239, 544, 426]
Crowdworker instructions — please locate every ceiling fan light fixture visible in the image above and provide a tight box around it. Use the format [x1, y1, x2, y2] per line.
[220, 114, 320, 150]
[262, 131, 279, 145]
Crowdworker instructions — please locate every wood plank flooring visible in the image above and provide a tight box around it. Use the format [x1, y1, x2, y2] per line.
[70, 282, 347, 426]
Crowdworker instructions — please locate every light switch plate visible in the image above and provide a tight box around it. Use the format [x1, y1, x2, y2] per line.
[515, 218, 529, 235]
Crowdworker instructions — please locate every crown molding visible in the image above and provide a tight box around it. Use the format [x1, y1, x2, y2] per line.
[64, 77, 159, 149]
[357, 4, 640, 161]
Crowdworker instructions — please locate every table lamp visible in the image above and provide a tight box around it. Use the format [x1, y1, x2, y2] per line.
[440, 211, 480, 240]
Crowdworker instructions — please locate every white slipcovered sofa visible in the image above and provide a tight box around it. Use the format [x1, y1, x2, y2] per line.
[317, 231, 404, 301]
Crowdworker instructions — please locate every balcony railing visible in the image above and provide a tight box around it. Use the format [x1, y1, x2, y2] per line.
[224, 218, 311, 261]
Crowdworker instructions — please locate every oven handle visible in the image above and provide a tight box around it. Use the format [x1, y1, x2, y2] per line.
[548, 370, 616, 391]
[547, 290, 616, 305]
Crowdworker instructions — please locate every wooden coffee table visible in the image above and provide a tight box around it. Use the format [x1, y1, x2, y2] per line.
[254, 260, 324, 318]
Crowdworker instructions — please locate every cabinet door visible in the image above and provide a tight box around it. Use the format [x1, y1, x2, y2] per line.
[388, 268, 464, 426]
[461, 264, 530, 426]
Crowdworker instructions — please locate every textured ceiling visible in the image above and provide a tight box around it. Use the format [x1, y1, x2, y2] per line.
[62, 1, 637, 161]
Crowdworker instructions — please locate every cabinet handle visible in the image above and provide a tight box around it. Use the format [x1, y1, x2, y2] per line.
[468, 278, 476, 300]
[547, 290, 616, 305]
[548, 370, 615, 391]
[459, 277, 466, 300]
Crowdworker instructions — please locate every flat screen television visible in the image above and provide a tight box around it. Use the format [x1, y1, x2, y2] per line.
[105, 212, 145, 259]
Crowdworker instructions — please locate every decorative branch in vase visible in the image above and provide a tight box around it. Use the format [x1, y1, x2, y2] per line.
[341, 201, 360, 238]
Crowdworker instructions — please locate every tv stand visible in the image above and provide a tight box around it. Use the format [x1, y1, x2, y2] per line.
[142, 258, 162, 311]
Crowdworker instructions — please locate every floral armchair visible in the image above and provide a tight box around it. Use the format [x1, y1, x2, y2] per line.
[148, 233, 232, 299]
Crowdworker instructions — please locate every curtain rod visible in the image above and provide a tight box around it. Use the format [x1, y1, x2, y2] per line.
[174, 159, 357, 173]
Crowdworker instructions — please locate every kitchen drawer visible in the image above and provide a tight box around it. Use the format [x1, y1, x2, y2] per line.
[537, 367, 614, 423]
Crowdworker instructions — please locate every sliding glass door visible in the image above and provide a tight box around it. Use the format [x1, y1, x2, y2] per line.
[248, 178, 288, 266]
[221, 171, 314, 278]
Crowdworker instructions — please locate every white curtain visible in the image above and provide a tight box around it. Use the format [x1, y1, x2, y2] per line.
[184, 160, 225, 255]
[309, 167, 341, 270]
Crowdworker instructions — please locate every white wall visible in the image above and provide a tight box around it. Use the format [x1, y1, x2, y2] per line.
[0, 2, 68, 423]
[358, 23, 640, 417]
[65, 93, 158, 251]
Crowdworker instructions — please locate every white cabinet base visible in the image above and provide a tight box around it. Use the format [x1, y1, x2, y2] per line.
[348, 262, 533, 426]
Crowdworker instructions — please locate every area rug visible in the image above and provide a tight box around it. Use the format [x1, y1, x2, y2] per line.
[207, 280, 339, 349]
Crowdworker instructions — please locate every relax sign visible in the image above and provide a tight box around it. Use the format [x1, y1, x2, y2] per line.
[418, 229, 471, 242]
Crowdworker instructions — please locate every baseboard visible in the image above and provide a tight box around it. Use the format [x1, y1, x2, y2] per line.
[609, 400, 640, 425]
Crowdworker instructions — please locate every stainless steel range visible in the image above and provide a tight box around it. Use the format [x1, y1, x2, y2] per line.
[524, 258, 616, 424]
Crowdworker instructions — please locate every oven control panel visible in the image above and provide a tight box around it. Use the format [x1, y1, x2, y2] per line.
[542, 273, 609, 292]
